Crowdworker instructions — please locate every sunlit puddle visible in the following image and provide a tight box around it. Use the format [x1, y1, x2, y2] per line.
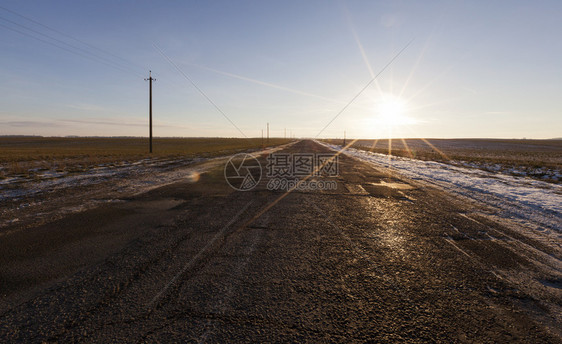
[370, 180, 415, 190]
[361, 180, 416, 201]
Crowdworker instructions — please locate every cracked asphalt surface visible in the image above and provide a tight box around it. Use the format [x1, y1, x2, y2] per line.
[0, 140, 560, 342]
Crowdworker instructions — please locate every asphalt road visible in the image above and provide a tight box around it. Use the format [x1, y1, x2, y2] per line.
[0, 140, 560, 342]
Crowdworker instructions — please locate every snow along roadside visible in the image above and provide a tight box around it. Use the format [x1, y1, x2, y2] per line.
[0, 142, 296, 231]
[317, 141, 561, 243]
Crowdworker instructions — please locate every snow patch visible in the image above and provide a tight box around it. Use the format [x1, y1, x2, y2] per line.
[319, 141, 561, 235]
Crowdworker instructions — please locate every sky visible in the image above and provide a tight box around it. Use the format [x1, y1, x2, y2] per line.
[0, 0, 560, 139]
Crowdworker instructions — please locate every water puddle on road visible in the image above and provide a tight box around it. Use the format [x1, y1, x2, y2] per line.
[374, 180, 416, 190]
[362, 180, 416, 201]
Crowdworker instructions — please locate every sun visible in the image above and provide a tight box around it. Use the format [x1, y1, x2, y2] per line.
[376, 94, 414, 127]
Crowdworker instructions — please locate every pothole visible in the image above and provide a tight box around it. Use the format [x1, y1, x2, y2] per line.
[345, 183, 369, 195]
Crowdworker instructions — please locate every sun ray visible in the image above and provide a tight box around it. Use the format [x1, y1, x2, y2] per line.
[386, 137, 393, 180]
[244, 137, 362, 225]
[341, 2, 385, 97]
[418, 137, 450, 161]
[405, 95, 466, 112]
[369, 138, 379, 152]
[399, 11, 447, 99]
[404, 64, 456, 104]
[399, 138, 415, 158]
[399, 36, 432, 98]
[402, 126, 451, 161]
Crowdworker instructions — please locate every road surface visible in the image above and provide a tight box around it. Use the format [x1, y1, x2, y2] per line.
[0, 140, 560, 342]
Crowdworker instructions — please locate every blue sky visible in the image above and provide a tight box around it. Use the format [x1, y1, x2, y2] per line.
[0, 0, 560, 138]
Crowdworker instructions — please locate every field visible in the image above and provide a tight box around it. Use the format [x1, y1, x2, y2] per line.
[324, 138, 562, 183]
[0, 137, 291, 180]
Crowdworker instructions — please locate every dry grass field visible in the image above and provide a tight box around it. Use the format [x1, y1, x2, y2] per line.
[0, 137, 291, 179]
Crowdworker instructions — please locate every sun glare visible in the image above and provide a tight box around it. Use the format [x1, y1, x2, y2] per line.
[376, 95, 414, 127]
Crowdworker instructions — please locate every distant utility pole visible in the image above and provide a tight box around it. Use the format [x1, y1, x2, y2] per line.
[267, 122, 269, 145]
[343, 130, 346, 146]
[284, 127, 286, 139]
[145, 71, 156, 153]
[261, 129, 264, 148]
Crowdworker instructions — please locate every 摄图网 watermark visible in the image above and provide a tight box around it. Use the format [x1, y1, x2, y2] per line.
[266, 153, 338, 191]
[224, 152, 338, 191]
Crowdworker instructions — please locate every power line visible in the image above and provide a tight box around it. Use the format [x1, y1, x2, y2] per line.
[315, 38, 414, 138]
[0, 5, 144, 73]
[0, 7, 144, 78]
[0, 5, 143, 71]
[154, 43, 249, 139]
[0, 22, 139, 77]
[0, 17, 143, 77]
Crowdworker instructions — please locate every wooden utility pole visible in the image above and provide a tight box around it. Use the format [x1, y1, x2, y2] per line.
[145, 71, 155, 153]
[343, 130, 346, 146]
[267, 122, 269, 145]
